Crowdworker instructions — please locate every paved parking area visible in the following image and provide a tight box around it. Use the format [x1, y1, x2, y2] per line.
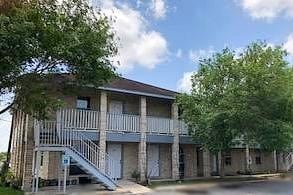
[149, 178, 293, 195]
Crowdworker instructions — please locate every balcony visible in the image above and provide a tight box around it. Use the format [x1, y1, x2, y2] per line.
[57, 109, 189, 135]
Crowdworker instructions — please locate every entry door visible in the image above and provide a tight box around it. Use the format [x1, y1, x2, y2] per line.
[107, 144, 122, 179]
[109, 101, 123, 114]
[147, 145, 159, 177]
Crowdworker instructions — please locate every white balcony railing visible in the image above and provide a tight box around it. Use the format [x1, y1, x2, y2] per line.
[147, 116, 173, 134]
[58, 109, 99, 130]
[179, 120, 189, 135]
[107, 113, 140, 133]
[57, 109, 188, 135]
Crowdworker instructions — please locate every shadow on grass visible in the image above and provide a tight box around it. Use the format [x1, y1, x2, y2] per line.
[0, 186, 24, 195]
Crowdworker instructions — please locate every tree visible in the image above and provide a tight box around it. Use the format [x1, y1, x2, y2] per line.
[0, 0, 117, 119]
[177, 42, 293, 176]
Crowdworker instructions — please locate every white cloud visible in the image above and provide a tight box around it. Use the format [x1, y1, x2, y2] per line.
[284, 33, 293, 55]
[176, 49, 182, 58]
[101, 0, 168, 71]
[238, 0, 293, 20]
[188, 47, 215, 63]
[177, 72, 193, 93]
[150, 0, 167, 19]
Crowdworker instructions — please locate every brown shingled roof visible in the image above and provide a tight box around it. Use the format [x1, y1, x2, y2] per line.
[103, 77, 178, 98]
[50, 74, 178, 98]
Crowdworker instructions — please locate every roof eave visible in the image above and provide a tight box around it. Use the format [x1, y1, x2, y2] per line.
[98, 87, 176, 100]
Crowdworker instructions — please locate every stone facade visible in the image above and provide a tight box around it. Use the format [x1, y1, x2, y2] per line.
[171, 103, 179, 180]
[159, 144, 172, 179]
[138, 96, 147, 182]
[122, 143, 138, 179]
[182, 145, 197, 178]
[99, 91, 107, 171]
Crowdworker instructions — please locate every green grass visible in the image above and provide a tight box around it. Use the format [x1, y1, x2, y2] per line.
[0, 186, 24, 195]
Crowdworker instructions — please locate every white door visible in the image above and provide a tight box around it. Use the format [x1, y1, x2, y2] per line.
[147, 144, 159, 177]
[109, 101, 123, 114]
[107, 144, 122, 179]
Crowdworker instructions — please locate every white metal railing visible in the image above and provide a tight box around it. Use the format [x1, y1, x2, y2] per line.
[147, 116, 173, 134]
[106, 113, 140, 132]
[36, 120, 115, 181]
[285, 152, 293, 171]
[58, 109, 99, 130]
[56, 108, 189, 135]
[179, 120, 189, 135]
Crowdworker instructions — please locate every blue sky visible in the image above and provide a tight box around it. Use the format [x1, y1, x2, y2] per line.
[104, 0, 293, 92]
[1, 0, 293, 151]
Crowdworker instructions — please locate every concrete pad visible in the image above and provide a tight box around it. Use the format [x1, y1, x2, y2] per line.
[117, 180, 153, 194]
[26, 180, 152, 195]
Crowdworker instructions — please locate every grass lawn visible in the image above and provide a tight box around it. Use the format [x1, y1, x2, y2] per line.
[0, 186, 24, 195]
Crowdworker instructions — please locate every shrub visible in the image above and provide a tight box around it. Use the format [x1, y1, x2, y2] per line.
[131, 170, 140, 183]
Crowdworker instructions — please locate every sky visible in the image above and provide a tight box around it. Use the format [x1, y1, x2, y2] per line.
[1, 0, 293, 151]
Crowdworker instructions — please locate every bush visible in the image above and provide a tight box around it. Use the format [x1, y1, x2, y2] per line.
[0, 163, 21, 190]
[131, 170, 140, 183]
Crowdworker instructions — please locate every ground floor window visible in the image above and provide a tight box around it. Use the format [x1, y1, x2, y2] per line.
[255, 150, 262, 165]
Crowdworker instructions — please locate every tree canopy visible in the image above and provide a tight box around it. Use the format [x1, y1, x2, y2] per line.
[0, 0, 117, 118]
[177, 42, 293, 156]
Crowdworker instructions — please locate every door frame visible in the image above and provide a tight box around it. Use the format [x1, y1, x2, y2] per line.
[107, 143, 123, 179]
[147, 144, 160, 178]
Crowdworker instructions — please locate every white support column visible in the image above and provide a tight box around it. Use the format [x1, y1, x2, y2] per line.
[171, 103, 179, 180]
[217, 151, 222, 175]
[245, 144, 250, 172]
[138, 96, 147, 182]
[273, 150, 277, 172]
[212, 154, 217, 174]
[99, 91, 107, 172]
[203, 148, 211, 177]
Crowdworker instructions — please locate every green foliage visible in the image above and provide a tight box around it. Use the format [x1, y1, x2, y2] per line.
[0, 162, 21, 190]
[0, 186, 23, 195]
[131, 170, 140, 183]
[0, 0, 117, 118]
[177, 42, 293, 154]
[0, 153, 6, 163]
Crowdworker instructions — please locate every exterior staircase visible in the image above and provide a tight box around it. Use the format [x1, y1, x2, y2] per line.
[286, 152, 293, 172]
[34, 120, 117, 191]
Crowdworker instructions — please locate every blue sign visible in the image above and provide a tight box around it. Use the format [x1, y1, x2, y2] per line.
[62, 154, 70, 166]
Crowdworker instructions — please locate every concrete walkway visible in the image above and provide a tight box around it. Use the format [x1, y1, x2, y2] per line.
[117, 180, 152, 194]
[26, 180, 152, 195]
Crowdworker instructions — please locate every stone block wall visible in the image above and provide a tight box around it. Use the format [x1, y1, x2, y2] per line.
[159, 144, 172, 179]
[122, 143, 138, 179]
[183, 144, 197, 178]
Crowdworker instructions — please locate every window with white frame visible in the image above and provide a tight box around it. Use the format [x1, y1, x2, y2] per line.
[76, 97, 90, 109]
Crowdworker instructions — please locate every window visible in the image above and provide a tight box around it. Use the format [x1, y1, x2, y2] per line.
[255, 150, 262, 165]
[76, 97, 90, 109]
[224, 151, 232, 166]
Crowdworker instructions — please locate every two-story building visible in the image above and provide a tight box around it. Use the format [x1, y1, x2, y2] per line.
[9, 76, 293, 192]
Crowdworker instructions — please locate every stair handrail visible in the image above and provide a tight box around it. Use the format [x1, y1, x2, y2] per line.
[36, 120, 116, 181]
[285, 152, 293, 171]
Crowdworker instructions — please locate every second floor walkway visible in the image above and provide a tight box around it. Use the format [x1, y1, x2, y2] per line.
[56, 108, 189, 135]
